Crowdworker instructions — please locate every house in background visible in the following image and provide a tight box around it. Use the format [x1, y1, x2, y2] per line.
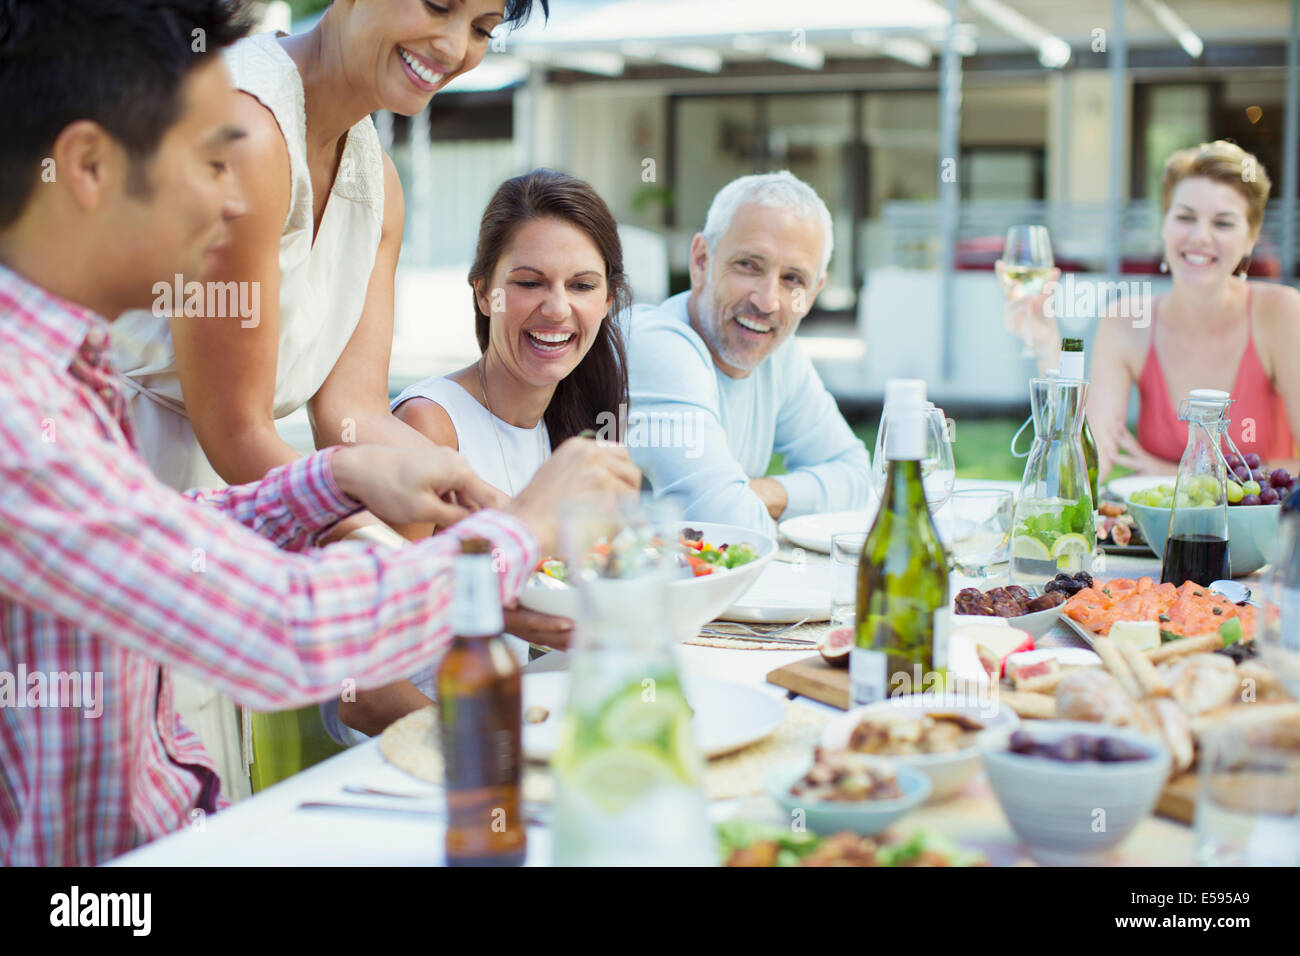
[282, 0, 1296, 407]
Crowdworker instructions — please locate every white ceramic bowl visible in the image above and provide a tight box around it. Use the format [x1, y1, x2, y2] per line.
[980, 721, 1171, 865]
[765, 760, 932, 836]
[821, 693, 1021, 801]
[953, 604, 1062, 640]
[517, 521, 777, 642]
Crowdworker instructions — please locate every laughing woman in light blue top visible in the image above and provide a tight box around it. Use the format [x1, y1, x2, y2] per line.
[625, 171, 871, 535]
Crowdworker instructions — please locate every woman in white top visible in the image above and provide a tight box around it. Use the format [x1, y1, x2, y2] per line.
[108, 1, 548, 797]
[337, 169, 632, 737]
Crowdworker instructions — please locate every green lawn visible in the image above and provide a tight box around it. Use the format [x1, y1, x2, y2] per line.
[767, 416, 1028, 482]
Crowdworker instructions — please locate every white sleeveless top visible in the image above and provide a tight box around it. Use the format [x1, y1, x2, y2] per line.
[390, 375, 551, 707]
[108, 32, 386, 490]
[392, 377, 552, 495]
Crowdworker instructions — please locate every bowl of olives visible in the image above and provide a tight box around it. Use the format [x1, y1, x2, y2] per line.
[979, 722, 1171, 865]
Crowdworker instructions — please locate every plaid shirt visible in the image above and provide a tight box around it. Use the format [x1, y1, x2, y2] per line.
[0, 265, 539, 866]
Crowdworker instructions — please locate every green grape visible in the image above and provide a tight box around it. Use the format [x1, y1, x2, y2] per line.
[1226, 481, 1244, 504]
[1242, 480, 1261, 496]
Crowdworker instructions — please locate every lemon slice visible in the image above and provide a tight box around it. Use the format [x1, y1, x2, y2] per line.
[1050, 533, 1092, 567]
[1011, 535, 1051, 561]
[568, 745, 682, 814]
[597, 685, 689, 745]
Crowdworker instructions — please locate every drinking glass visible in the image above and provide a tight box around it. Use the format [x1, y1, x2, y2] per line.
[1000, 224, 1055, 358]
[1194, 723, 1300, 866]
[872, 404, 955, 513]
[945, 489, 1013, 579]
[830, 532, 866, 628]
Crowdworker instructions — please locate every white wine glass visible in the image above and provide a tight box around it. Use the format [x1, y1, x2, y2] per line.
[872, 404, 955, 514]
[999, 224, 1055, 358]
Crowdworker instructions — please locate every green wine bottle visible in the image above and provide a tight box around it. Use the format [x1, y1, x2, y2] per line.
[852, 380, 950, 705]
[1060, 338, 1099, 507]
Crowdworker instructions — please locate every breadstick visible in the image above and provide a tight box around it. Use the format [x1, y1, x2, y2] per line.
[1190, 702, 1300, 737]
[997, 690, 1057, 720]
[1016, 670, 1067, 695]
[1092, 637, 1143, 699]
[1147, 633, 1221, 664]
[1118, 639, 1169, 698]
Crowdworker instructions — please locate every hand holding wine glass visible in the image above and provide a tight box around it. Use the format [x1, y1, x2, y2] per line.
[996, 224, 1062, 364]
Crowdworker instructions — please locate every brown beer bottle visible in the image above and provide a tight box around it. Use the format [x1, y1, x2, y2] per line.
[437, 538, 526, 866]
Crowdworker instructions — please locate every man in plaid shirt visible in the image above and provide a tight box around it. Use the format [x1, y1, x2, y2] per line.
[0, 0, 638, 865]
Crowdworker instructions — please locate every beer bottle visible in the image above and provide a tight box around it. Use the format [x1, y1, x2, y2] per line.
[437, 538, 525, 866]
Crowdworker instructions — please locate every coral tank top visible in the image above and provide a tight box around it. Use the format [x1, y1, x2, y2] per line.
[1137, 286, 1296, 464]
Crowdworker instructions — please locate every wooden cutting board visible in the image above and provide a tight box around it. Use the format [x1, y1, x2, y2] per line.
[765, 654, 1200, 824]
[766, 654, 850, 710]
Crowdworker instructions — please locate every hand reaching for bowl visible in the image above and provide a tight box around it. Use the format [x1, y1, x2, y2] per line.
[503, 601, 573, 651]
[330, 444, 507, 529]
[505, 436, 642, 557]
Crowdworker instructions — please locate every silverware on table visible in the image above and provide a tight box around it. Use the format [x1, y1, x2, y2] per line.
[695, 628, 819, 646]
[701, 616, 814, 637]
[342, 784, 439, 800]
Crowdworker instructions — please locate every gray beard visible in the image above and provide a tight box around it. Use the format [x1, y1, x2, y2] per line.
[695, 272, 763, 373]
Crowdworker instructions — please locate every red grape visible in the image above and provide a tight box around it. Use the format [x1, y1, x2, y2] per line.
[1233, 465, 1251, 482]
[1244, 453, 1262, 469]
[1226, 452, 1244, 469]
[1250, 468, 1267, 484]
[1240, 494, 1262, 506]
[1260, 486, 1280, 505]
[1270, 468, 1293, 487]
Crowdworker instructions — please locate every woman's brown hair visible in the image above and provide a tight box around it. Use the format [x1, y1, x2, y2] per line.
[1161, 140, 1272, 236]
[468, 168, 630, 449]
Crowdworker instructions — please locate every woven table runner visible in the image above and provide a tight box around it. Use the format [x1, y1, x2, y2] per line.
[683, 619, 833, 651]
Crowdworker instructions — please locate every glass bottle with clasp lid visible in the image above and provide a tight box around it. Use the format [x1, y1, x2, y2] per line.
[1161, 389, 1233, 586]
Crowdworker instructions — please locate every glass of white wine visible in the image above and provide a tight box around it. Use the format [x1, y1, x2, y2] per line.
[873, 404, 955, 513]
[1000, 224, 1055, 358]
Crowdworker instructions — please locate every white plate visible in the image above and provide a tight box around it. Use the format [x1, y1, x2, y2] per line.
[1057, 613, 1101, 649]
[778, 510, 875, 554]
[778, 481, 1022, 554]
[521, 672, 785, 761]
[720, 561, 832, 623]
[1105, 474, 1177, 501]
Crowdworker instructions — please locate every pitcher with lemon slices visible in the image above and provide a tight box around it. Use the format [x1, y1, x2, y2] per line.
[550, 497, 715, 866]
[1010, 376, 1095, 591]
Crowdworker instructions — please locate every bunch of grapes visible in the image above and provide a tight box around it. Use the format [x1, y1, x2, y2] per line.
[1130, 454, 1296, 509]
[1224, 451, 1295, 507]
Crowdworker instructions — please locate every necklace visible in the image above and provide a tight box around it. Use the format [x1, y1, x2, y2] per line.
[477, 358, 548, 497]
[477, 358, 516, 495]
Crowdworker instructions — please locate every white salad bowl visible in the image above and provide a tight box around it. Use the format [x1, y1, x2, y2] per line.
[821, 693, 1021, 801]
[518, 521, 777, 642]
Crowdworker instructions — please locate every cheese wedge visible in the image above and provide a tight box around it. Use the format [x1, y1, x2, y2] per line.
[1110, 620, 1160, 653]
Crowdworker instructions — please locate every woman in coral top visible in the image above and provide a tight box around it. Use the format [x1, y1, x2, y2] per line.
[1020, 141, 1300, 479]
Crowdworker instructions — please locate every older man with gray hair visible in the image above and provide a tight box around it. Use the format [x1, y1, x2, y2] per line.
[623, 171, 871, 534]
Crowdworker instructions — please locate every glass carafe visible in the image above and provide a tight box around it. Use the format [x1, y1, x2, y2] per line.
[1010, 377, 1095, 590]
[1161, 389, 1231, 586]
[549, 496, 715, 867]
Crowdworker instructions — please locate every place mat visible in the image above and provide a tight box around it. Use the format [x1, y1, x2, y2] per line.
[684, 620, 833, 651]
[380, 701, 829, 802]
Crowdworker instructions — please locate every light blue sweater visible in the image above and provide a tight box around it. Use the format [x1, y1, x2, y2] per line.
[623, 292, 872, 535]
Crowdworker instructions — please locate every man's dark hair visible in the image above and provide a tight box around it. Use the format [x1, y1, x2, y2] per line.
[0, 0, 253, 227]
